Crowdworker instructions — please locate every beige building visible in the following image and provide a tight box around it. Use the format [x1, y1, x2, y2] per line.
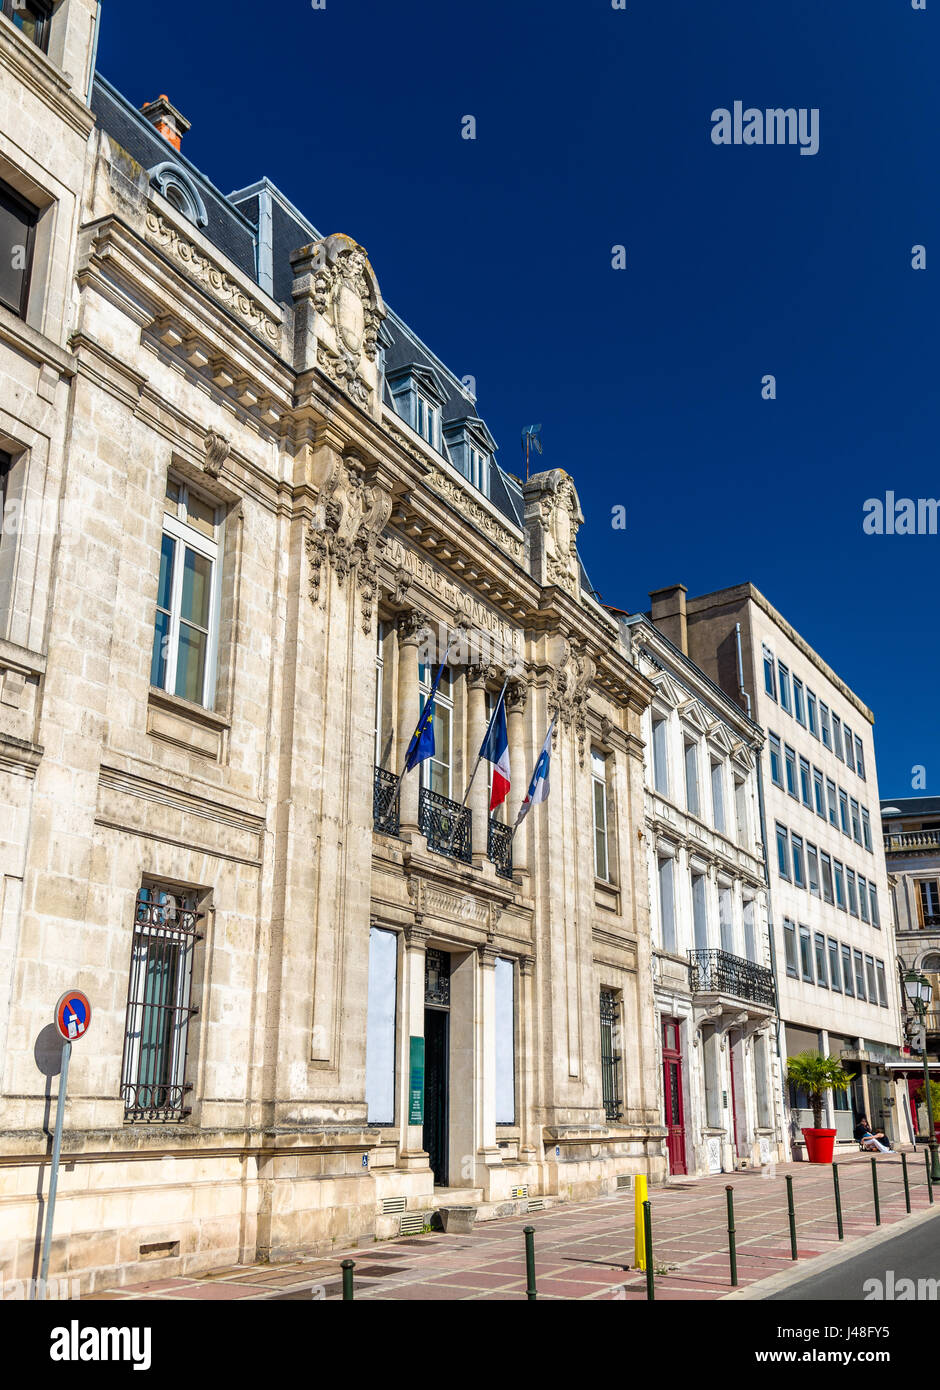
[662, 583, 905, 1151]
[882, 797, 940, 1047]
[617, 608, 785, 1177]
[0, 6, 667, 1294]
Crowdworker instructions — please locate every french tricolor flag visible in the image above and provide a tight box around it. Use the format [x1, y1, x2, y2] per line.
[480, 694, 511, 811]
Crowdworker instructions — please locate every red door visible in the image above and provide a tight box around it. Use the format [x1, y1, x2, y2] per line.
[662, 1018, 687, 1175]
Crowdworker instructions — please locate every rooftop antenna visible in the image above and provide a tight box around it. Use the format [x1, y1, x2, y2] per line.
[522, 423, 542, 481]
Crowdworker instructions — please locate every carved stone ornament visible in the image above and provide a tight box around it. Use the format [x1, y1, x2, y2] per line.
[548, 637, 596, 766]
[306, 454, 392, 630]
[308, 234, 385, 406]
[203, 429, 230, 479]
[522, 468, 584, 597]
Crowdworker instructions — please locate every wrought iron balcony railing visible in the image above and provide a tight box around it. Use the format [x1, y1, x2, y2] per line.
[419, 786, 472, 864]
[689, 948, 776, 1008]
[488, 817, 513, 880]
[373, 765, 401, 836]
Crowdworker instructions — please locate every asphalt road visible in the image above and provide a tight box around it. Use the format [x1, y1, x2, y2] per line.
[770, 1211, 940, 1300]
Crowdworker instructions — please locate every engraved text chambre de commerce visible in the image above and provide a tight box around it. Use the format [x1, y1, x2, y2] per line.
[711, 103, 820, 156]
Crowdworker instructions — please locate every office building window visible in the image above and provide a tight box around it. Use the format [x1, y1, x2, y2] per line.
[859, 875, 870, 924]
[875, 960, 888, 1008]
[807, 690, 818, 737]
[865, 954, 877, 1002]
[778, 662, 792, 714]
[843, 724, 853, 769]
[854, 949, 866, 1000]
[0, 178, 39, 320]
[813, 766, 825, 817]
[652, 717, 669, 795]
[711, 760, 726, 834]
[839, 788, 850, 836]
[784, 744, 797, 798]
[793, 677, 805, 725]
[592, 749, 610, 882]
[151, 477, 222, 709]
[763, 647, 776, 700]
[861, 806, 872, 852]
[855, 736, 866, 779]
[850, 799, 862, 844]
[799, 926, 813, 982]
[783, 920, 798, 977]
[826, 778, 838, 827]
[820, 703, 832, 749]
[121, 884, 202, 1121]
[776, 823, 790, 880]
[832, 713, 844, 761]
[658, 856, 677, 954]
[769, 733, 782, 787]
[684, 739, 700, 817]
[869, 883, 880, 929]
[815, 932, 828, 986]
[828, 938, 841, 991]
[847, 868, 859, 917]
[841, 944, 854, 997]
[820, 852, 834, 904]
[792, 833, 806, 889]
[807, 842, 820, 896]
[834, 860, 846, 909]
[799, 756, 812, 807]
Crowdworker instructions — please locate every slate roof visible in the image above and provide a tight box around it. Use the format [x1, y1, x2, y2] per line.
[90, 72, 599, 592]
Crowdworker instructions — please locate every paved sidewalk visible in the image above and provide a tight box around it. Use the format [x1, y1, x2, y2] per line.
[81, 1149, 937, 1302]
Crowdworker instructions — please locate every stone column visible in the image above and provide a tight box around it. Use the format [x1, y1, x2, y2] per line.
[396, 610, 423, 835]
[467, 666, 489, 869]
[399, 922, 430, 1171]
[820, 1027, 835, 1128]
[506, 677, 528, 879]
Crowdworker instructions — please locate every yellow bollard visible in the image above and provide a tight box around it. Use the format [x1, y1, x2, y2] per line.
[634, 1174, 648, 1270]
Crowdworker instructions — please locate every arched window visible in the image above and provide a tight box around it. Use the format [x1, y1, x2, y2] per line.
[148, 162, 208, 228]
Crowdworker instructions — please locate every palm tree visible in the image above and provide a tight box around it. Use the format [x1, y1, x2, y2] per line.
[786, 1051, 853, 1130]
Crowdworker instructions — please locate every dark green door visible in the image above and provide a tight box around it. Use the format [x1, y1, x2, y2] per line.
[423, 1009, 449, 1186]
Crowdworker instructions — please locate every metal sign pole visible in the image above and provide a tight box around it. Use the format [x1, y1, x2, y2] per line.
[37, 1038, 71, 1296]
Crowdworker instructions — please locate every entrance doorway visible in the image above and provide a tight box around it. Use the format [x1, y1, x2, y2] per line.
[423, 948, 450, 1186]
[661, 1018, 687, 1176]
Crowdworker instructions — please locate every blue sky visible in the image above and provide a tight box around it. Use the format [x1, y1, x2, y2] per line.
[97, 0, 938, 801]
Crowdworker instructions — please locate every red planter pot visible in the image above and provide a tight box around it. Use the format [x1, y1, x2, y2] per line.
[802, 1127, 837, 1163]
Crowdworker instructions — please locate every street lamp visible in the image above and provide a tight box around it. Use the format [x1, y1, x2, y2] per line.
[904, 969, 940, 1180]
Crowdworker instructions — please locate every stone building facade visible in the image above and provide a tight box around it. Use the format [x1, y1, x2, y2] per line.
[0, 7, 666, 1293]
[882, 796, 940, 1048]
[616, 609, 784, 1177]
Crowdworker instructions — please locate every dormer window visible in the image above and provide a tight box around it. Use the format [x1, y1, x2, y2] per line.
[1, 0, 52, 53]
[415, 392, 439, 448]
[469, 447, 489, 497]
[148, 162, 208, 229]
[443, 416, 497, 499]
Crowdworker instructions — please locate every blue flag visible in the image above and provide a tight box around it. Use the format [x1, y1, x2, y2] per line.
[404, 662, 447, 772]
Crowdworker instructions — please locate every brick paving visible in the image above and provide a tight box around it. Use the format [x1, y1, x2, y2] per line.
[80, 1149, 939, 1302]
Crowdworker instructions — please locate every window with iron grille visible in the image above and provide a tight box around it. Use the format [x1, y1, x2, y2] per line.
[121, 884, 203, 1122]
[599, 989, 622, 1121]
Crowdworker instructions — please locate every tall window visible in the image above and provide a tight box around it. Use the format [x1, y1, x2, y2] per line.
[865, 954, 877, 1002]
[418, 662, 453, 797]
[820, 851, 834, 904]
[365, 926, 398, 1125]
[832, 713, 844, 761]
[0, 0, 51, 53]
[783, 920, 798, 977]
[799, 756, 812, 807]
[468, 446, 489, 497]
[842, 944, 854, 996]
[850, 798, 862, 844]
[494, 958, 515, 1123]
[691, 871, 708, 950]
[121, 884, 202, 1121]
[734, 777, 748, 846]
[374, 621, 386, 767]
[833, 859, 845, 909]
[652, 717, 669, 794]
[599, 990, 622, 1121]
[861, 807, 872, 851]
[415, 392, 440, 448]
[151, 477, 221, 708]
[769, 733, 782, 787]
[791, 833, 806, 889]
[799, 926, 813, 982]
[784, 744, 797, 798]
[0, 178, 38, 319]
[854, 735, 866, 779]
[875, 960, 888, 1008]
[776, 822, 790, 879]
[807, 690, 818, 737]
[826, 778, 838, 827]
[807, 842, 820, 896]
[684, 739, 700, 817]
[711, 760, 725, 834]
[813, 766, 825, 817]
[778, 662, 792, 714]
[763, 647, 776, 700]
[828, 938, 841, 991]
[847, 868, 859, 917]
[743, 897, 756, 962]
[853, 949, 866, 1000]
[820, 703, 832, 749]
[919, 880, 940, 927]
[719, 885, 734, 953]
[658, 856, 677, 953]
[814, 932, 828, 986]
[869, 883, 880, 929]
[592, 750, 610, 881]
[859, 875, 870, 923]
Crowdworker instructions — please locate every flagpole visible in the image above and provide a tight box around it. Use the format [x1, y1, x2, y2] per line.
[509, 715, 557, 842]
[445, 673, 511, 855]
[390, 632, 456, 805]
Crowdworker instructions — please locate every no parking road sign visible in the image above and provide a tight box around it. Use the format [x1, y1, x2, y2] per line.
[54, 989, 91, 1041]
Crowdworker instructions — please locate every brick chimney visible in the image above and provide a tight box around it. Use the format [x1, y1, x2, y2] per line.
[649, 584, 688, 654]
[140, 95, 191, 152]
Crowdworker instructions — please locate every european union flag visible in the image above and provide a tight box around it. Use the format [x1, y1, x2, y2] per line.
[404, 662, 447, 772]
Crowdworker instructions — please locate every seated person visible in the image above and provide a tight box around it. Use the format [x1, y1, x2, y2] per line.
[854, 1116, 893, 1153]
